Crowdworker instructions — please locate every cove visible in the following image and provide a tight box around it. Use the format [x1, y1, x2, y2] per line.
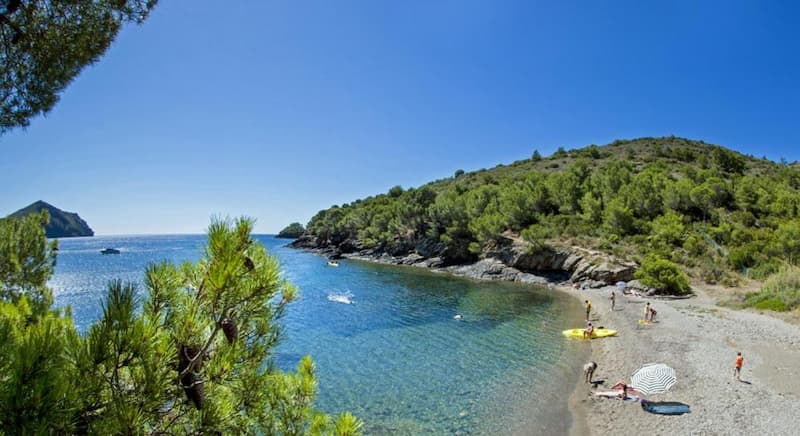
[49, 235, 586, 434]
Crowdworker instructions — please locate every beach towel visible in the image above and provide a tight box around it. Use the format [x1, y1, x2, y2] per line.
[640, 400, 691, 415]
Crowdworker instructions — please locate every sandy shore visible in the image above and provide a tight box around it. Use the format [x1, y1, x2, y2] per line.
[563, 284, 800, 436]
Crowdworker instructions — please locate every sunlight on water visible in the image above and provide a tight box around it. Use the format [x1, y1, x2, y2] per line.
[50, 235, 586, 434]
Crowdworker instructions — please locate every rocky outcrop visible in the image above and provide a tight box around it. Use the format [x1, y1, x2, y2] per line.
[7, 200, 94, 238]
[290, 232, 637, 287]
[276, 222, 305, 239]
[489, 237, 636, 284]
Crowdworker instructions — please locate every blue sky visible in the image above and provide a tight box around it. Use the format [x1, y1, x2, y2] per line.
[2, 0, 799, 234]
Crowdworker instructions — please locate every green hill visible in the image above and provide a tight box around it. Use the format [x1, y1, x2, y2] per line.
[296, 137, 800, 290]
[277, 222, 305, 239]
[8, 201, 94, 238]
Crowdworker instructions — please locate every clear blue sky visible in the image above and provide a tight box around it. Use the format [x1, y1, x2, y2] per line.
[2, 0, 799, 234]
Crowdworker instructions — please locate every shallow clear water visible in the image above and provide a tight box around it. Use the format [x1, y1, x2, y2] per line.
[50, 235, 586, 434]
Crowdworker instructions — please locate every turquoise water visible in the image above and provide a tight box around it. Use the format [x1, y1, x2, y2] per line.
[50, 235, 586, 434]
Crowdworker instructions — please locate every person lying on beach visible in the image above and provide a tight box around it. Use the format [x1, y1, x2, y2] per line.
[583, 361, 598, 383]
[593, 389, 639, 402]
[617, 382, 629, 400]
[610, 382, 644, 397]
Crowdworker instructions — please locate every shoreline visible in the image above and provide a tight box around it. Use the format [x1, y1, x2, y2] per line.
[296, 246, 800, 435]
[318, 249, 599, 434]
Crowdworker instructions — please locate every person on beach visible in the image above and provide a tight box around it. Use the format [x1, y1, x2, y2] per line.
[583, 361, 598, 383]
[583, 321, 594, 339]
[734, 352, 744, 381]
[585, 300, 592, 321]
[644, 302, 651, 322]
[650, 307, 657, 322]
[617, 382, 629, 399]
[610, 290, 616, 311]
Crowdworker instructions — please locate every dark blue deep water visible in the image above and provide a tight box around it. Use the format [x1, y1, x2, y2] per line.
[50, 235, 586, 434]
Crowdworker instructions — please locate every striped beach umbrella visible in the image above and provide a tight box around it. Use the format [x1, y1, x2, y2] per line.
[630, 363, 676, 395]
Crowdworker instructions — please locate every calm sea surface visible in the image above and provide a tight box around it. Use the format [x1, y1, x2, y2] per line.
[50, 235, 586, 434]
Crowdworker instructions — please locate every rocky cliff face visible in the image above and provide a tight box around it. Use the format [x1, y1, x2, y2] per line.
[488, 239, 636, 284]
[289, 233, 636, 286]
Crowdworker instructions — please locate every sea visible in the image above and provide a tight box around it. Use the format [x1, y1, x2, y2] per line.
[50, 234, 587, 435]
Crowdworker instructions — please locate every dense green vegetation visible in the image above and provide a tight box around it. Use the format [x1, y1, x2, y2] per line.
[8, 200, 94, 237]
[0, 212, 361, 434]
[1, 1, 159, 134]
[744, 265, 800, 311]
[278, 222, 306, 239]
[303, 137, 800, 292]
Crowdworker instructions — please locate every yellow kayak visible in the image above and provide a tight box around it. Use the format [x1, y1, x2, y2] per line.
[562, 328, 617, 339]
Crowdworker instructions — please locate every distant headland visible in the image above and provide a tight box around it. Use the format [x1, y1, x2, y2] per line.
[7, 200, 94, 238]
[277, 222, 306, 239]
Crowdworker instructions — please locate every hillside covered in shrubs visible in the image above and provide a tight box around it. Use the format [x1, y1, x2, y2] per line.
[298, 137, 800, 295]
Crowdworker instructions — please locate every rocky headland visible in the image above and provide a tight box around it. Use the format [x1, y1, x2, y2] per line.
[7, 200, 93, 238]
[290, 232, 652, 292]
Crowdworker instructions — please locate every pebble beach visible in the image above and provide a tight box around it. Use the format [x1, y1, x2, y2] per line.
[564, 284, 800, 436]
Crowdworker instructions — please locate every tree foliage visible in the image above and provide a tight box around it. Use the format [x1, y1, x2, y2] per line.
[1, 0, 158, 134]
[0, 215, 361, 434]
[278, 222, 306, 238]
[300, 137, 800, 288]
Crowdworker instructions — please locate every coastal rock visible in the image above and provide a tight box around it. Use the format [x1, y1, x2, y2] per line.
[491, 238, 636, 285]
[293, 231, 637, 288]
[8, 200, 94, 238]
[446, 258, 519, 281]
[288, 234, 318, 249]
[624, 279, 659, 296]
[276, 222, 305, 239]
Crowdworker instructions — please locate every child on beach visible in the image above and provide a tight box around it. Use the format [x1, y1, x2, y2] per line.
[734, 352, 744, 381]
[583, 321, 594, 339]
[585, 300, 592, 321]
[610, 291, 616, 311]
[583, 361, 597, 383]
[644, 302, 651, 322]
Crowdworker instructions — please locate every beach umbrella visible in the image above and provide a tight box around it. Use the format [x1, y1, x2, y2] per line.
[630, 363, 676, 395]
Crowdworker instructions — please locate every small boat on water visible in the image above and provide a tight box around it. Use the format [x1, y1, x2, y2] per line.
[100, 248, 121, 255]
[327, 261, 339, 267]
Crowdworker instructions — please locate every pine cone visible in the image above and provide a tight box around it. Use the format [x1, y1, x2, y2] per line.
[244, 256, 255, 271]
[220, 317, 238, 343]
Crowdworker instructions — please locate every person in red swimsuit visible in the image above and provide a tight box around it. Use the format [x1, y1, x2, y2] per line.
[734, 352, 744, 382]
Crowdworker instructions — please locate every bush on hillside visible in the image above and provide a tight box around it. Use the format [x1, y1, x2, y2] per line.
[634, 255, 692, 295]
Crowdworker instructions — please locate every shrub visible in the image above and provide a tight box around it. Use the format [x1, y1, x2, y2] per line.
[744, 265, 800, 311]
[634, 254, 692, 295]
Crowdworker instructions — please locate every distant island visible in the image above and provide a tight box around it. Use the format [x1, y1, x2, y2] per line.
[8, 200, 94, 238]
[277, 222, 305, 239]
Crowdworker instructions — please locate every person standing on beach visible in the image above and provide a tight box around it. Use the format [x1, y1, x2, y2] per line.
[610, 291, 616, 311]
[734, 352, 744, 381]
[644, 302, 651, 322]
[585, 300, 592, 321]
[583, 361, 598, 383]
